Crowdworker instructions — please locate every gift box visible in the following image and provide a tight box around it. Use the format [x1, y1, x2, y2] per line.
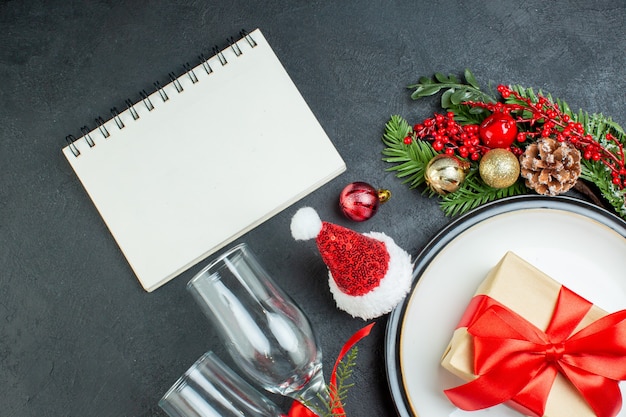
[441, 251, 626, 417]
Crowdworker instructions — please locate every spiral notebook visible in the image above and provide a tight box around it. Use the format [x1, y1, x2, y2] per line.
[62, 29, 346, 292]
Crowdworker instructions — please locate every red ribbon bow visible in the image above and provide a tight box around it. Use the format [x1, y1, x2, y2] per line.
[444, 287, 626, 417]
[286, 322, 375, 417]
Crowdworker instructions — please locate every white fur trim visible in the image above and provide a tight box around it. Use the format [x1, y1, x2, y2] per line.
[328, 231, 413, 320]
[290, 207, 323, 241]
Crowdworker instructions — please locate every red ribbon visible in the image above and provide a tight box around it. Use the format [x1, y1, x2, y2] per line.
[286, 323, 376, 417]
[444, 287, 626, 417]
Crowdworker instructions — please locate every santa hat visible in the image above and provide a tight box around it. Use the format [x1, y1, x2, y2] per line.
[290, 207, 413, 320]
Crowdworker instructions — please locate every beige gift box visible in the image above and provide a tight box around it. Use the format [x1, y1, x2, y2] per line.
[441, 251, 608, 417]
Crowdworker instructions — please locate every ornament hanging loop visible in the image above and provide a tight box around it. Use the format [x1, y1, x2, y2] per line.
[377, 188, 391, 203]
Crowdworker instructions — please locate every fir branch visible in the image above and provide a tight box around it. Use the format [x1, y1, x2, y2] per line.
[384, 71, 626, 220]
[382, 115, 438, 190]
[439, 171, 528, 216]
[382, 115, 412, 147]
[329, 347, 358, 412]
[309, 347, 359, 417]
[580, 160, 626, 217]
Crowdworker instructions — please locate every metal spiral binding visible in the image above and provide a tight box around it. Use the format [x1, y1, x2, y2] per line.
[81, 126, 95, 147]
[65, 135, 80, 157]
[240, 30, 257, 48]
[228, 37, 243, 56]
[199, 53, 213, 75]
[154, 81, 169, 102]
[213, 45, 228, 66]
[140, 90, 154, 111]
[183, 62, 199, 84]
[95, 116, 110, 138]
[125, 99, 140, 120]
[110, 107, 125, 129]
[168, 72, 184, 93]
[65, 29, 256, 157]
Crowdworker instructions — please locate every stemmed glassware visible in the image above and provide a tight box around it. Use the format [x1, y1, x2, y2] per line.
[186, 243, 330, 416]
[159, 351, 285, 417]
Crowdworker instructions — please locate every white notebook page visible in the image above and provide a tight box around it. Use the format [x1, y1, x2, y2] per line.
[62, 29, 346, 292]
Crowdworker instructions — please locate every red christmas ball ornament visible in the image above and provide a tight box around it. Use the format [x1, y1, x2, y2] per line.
[479, 112, 518, 148]
[339, 182, 390, 222]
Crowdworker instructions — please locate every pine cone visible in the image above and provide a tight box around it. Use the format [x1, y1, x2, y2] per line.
[519, 137, 581, 196]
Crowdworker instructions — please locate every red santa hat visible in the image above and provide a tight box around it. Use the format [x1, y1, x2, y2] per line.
[290, 207, 413, 320]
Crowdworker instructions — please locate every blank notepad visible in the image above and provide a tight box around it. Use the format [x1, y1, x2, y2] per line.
[62, 29, 346, 292]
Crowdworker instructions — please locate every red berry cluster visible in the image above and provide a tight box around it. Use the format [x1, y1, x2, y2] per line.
[467, 85, 626, 188]
[405, 112, 486, 161]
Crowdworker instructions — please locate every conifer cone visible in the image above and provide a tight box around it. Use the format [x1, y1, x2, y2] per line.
[519, 137, 582, 196]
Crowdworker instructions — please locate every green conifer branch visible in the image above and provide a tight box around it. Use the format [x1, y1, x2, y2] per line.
[305, 347, 359, 417]
[382, 71, 626, 219]
[439, 171, 528, 216]
[382, 115, 437, 192]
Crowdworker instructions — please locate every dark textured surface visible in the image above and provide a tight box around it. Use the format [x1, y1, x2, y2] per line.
[1, 1, 624, 416]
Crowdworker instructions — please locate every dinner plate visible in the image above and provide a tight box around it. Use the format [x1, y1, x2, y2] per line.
[385, 195, 626, 417]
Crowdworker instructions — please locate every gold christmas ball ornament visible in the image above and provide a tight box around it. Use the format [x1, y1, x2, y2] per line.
[479, 148, 521, 189]
[424, 154, 470, 195]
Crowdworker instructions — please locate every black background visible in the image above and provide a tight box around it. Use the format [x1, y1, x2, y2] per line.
[1, 1, 625, 416]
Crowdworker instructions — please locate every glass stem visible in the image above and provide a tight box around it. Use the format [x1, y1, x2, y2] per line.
[294, 372, 332, 417]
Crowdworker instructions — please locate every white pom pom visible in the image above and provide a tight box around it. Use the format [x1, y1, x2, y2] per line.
[290, 207, 322, 241]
